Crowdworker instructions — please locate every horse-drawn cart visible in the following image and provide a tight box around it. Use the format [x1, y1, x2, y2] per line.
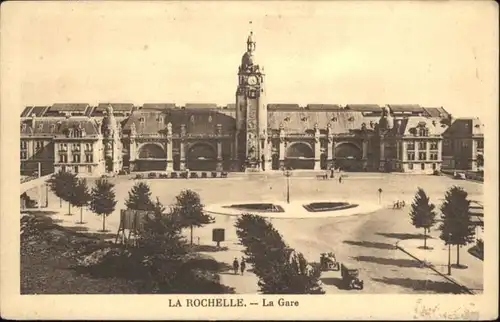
[320, 252, 340, 271]
[340, 263, 364, 290]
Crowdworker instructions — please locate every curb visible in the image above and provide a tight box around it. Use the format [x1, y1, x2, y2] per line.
[395, 241, 476, 295]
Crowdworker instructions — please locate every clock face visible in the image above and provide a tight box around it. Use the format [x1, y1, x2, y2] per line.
[247, 76, 258, 85]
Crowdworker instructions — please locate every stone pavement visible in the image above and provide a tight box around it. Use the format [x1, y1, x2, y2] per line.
[397, 236, 483, 294]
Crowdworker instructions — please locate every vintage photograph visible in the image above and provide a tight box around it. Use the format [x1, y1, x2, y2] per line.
[2, 0, 497, 320]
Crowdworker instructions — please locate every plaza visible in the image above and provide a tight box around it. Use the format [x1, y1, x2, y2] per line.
[23, 172, 484, 294]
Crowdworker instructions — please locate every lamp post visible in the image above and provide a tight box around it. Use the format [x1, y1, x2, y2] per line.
[284, 169, 292, 204]
[378, 188, 383, 205]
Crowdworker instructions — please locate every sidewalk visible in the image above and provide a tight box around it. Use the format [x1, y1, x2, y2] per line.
[397, 237, 483, 294]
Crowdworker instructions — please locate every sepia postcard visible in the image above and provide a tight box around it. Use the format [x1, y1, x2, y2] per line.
[1, 0, 498, 320]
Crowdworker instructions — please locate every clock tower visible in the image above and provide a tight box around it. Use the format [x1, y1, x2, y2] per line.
[235, 31, 270, 171]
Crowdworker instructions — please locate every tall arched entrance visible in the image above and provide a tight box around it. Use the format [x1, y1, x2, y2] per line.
[186, 143, 217, 171]
[137, 144, 167, 171]
[334, 142, 362, 171]
[285, 142, 314, 169]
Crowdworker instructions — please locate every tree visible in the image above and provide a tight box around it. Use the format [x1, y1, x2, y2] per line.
[409, 188, 437, 249]
[438, 186, 475, 267]
[172, 190, 214, 245]
[125, 182, 155, 211]
[72, 178, 91, 224]
[89, 178, 117, 232]
[235, 214, 324, 294]
[60, 171, 78, 215]
[48, 170, 76, 209]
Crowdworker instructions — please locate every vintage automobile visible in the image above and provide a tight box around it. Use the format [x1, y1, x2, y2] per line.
[320, 252, 340, 271]
[340, 263, 364, 290]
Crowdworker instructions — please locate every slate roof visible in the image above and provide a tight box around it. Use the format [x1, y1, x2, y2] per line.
[267, 104, 301, 110]
[21, 106, 34, 117]
[20, 117, 100, 138]
[122, 110, 236, 135]
[49, 103, 90, 112]
[95, 103, 135, 113]
[392, 117, 448, 136]
[141, 103, 176, 111]
[345, 104, 382, 112]
[388, 104, 424, 113]
[184, 103, 218, 110]
[268, 110, 367, 134]
[21, 106, 50, 117]
[305, 104, 343, 111]
[443, 118, 484, 137]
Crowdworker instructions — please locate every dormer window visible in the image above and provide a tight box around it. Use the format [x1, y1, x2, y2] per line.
[157, 116, 164, 123]
[37, 123, 43, 131]
[331, 116, 338, 122]
[139, 117, 145, 124]
[284, 116, 291, 122]
[348, 116, 354, 121]
[301, 116, 308, 122]
[50, 124, 56, 132]
[21, 123, 27, 130]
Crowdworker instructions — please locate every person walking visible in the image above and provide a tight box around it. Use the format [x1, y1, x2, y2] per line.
[240, 258, 246, 275]
[339, 176, 342, 184]
[232, 257, 239, 275]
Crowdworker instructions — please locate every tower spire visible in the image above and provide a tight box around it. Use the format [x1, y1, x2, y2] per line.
[247, 21, 255, 52]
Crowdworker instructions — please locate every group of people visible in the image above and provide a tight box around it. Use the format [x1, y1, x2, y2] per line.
[232, 257, 246, 275]
[393, 200, 406, 209]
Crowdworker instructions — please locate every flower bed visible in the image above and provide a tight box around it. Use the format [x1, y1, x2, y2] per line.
[225, 203, 285, 213]
[302, 202, 358, 212]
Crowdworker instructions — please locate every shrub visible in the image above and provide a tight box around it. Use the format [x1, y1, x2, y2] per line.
[148, 172, 157, 179]
[135, 174, 144, 179]
[201, 172, 208, 178]
[171, 172, 178, 179]
[211, 171, 218, 178]
[190, 172, 199, 179]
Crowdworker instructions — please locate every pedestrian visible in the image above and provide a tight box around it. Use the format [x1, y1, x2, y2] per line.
[339, 176, 342, 184]
[232, 257, 239, 275]
[330, 168, 334, 178]
[240, 258, 246, 275]
[186, 168, 190, 179]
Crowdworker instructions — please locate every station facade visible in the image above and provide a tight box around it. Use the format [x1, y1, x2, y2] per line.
[20, 32, 484, 176]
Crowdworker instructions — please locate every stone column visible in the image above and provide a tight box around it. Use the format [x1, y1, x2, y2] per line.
[437, 140, 443, 171]
[362, 139, 369, 171]
[326, 123, 334, 170]
[180, 124, 186, 171]
[279, 124, 286, 170]
[379, 138, 385, 171]
[129, 123, 137, 172]
[314, 124, 321, 170]
[471, 139, 478, 171]
[216, 124, 223, 172]
[165, 122, 173, 171]
[216, 140, 223, 172]
[265, 138, 273, 171]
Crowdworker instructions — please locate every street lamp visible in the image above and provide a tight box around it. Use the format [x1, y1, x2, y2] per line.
[283, 169, 292, 204]
[378, 188, 383, 205]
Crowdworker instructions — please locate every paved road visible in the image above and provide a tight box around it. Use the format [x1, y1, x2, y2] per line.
[25, 172, 483, 294]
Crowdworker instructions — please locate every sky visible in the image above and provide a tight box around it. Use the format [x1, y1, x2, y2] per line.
[1, 1, 498, 122]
